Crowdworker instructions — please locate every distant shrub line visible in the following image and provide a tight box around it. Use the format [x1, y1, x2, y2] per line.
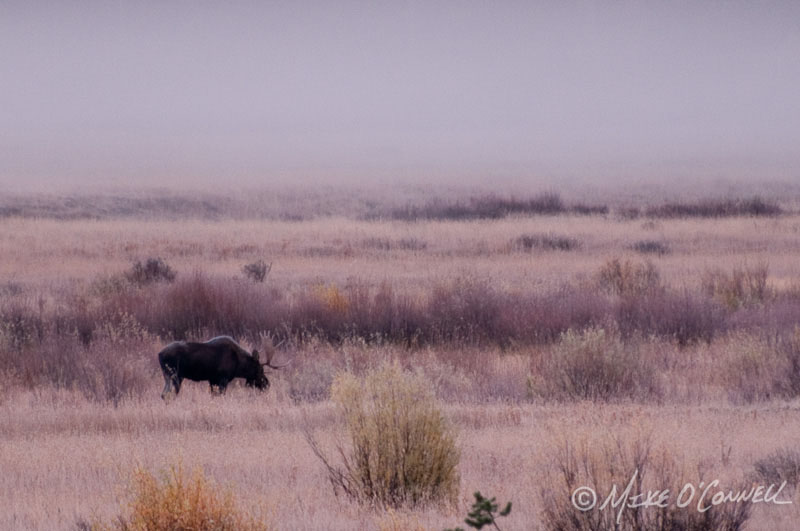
[388, 193, 608, 221]
[387, 194, 782, 221]
[645, 196, 781, 218]
[617, 196, 782, 220]
[2, 263, 795, 354]
[0, 191, 783, 221]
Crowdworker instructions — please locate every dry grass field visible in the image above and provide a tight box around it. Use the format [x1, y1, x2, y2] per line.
[2, 187, 800, 530]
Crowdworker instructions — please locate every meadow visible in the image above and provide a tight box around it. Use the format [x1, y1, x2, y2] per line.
[2, 186, 800, 530]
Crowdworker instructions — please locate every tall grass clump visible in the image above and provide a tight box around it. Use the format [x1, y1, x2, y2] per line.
[98, 463, 269, 531]
[306, 362, 460, 508]
[125, 257, 176, 285]
[529, 327, 659, 402]
[719, 328, 800, 403]
[720, 333, 787, 403]
[754, 449, 800, 491]
[541, 433, 751, 531]
[0, 316, 153, 404]
[596, 259, 661, 297]
[702, 264, 772, 309]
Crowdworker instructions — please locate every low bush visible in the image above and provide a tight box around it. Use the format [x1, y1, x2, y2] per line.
[98, 463, 269, 530]
[541, 434, 751, 531]
[702, 264, 772, 309]
[630, 239, 670, 255]
[754, 449, 800, 490]
[616, 206, 641, 219]
[242, 260, 271, 282]
[125, 257, 176, 285]
[569, 203, 609, 215]
[596, 259, 661, 296]
[0, 328, 153, 404]
[718, 333, 791, 403]
[530, 327, 659, 402]
[615, 289, 726, 346]
[513, 234, 579, 252]
[121, 272, 284, 339]
[362, 237, 427, 251]
[781, 327, 800, 397]
[306, 362, 460, 508]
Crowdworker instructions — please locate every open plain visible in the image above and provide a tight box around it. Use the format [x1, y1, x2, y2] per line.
[2, 187, 800, 530]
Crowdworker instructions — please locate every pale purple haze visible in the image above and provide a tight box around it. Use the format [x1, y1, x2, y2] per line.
[1, 1, 799, 189]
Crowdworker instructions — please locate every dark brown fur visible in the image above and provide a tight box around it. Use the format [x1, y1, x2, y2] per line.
[158, 336, 270, 398]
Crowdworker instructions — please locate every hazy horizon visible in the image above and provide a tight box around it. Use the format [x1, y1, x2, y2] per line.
[2, 1, 799, 190]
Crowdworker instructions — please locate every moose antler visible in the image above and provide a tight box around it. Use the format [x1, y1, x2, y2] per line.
[263, 347, 290, 369]
[257, 331, 290, 369]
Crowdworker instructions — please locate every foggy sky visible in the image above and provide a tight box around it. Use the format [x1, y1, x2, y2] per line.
[2, 1, 799, 189]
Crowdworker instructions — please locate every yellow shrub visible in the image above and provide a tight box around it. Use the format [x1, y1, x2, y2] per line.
[309, 362, 460, 508]
[98, 464, 269, 531]
[314, 283, 350, 313]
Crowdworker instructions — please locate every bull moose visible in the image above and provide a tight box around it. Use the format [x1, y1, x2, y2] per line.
[159, 335, 287, 399]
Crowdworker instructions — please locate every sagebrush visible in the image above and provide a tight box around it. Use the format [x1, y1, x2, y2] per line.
[306, 362, 460, 508]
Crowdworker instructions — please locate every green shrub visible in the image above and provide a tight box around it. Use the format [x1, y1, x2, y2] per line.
[307, 362, 460, 508]
[446, 491, 513, 530]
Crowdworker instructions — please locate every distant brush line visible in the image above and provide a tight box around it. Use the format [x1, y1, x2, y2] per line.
[388, 193, 609, 221]
[0, 191, 784, 221]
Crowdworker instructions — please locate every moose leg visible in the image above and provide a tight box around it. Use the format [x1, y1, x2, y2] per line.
[161, 370, 177, 400]
[161, 375, 172, 400]
[210, 379, 229, 395]
[208, 379, 228, 395]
